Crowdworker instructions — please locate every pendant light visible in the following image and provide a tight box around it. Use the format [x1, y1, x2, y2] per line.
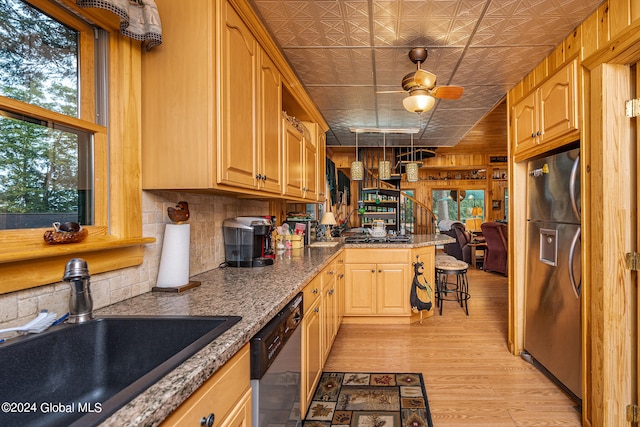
[350, 132, 363, 181]
[379, 133, 391, 180]
[406, 134, 419, 182]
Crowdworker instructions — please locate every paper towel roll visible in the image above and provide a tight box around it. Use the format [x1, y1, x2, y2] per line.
[156, 223, 191, 288]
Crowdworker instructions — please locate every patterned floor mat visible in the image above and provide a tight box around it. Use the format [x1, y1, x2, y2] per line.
[303, 372, 433, 427]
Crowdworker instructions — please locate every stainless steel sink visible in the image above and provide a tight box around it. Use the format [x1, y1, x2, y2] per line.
[0, 315, 241, 427]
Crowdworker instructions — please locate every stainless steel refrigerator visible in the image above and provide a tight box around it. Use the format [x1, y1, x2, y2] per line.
[524, 146, 581, 401]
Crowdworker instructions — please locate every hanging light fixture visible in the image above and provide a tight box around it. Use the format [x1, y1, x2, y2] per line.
[406, 134, 419, 182]
[350, 132, 363, 181]
[378, 133, 391, 180]
[403, 89, 436, 114]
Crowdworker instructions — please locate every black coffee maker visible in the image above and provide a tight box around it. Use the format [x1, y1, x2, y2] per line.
[223, 216, 274, 267]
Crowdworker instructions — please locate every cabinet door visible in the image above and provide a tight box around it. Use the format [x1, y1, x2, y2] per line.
[376, 263, 409, 315]
[219, 2, 258, 189]
[316, 131, 327, 202]
[283, 121, 304, 197]
[219, 388, 252, 427]
[335, 258, 345, 328]
[539, 59, 578, 144]
[512, 90, 538, 155]
[323, 276, 337, 362]
[301, 298, 322, 418]
[303, 137, 317, 200]
[344, 264, 376, 315]
[258, 50, 283, 194]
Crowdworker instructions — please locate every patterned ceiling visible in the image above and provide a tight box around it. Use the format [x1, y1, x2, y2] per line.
[249, 0, 603, 147]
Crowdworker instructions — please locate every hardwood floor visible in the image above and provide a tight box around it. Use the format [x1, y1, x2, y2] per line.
[324, 267, 582, 426]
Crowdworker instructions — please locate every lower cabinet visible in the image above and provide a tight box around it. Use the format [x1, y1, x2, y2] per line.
[301, 252, 345, 418]
[301, 275, 323, 419]
[343, 249, 411, 320]
[161, 344, 251, 427]
[342, 247, 436, 323]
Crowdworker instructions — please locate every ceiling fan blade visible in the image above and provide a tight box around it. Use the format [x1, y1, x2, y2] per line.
[431, 85, 464, 100]
[414, 69, 437, 89]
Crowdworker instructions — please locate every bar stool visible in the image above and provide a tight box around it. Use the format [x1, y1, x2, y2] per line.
[434, 258, 470, 316]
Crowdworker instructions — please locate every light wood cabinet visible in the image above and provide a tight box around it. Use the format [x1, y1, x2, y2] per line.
[283, 120, 318, 200]
[161, 343, 251, 427]
[344, 263, 409, 316]
[283, 120, 304, 198]
[343, 249, 411, 319]
[141, 0, 324, 201]
[218, 1, 283, 194]
[512, 59, 579, 160]
[301, 275, 322, 419]
[321, 258, 340, 362]
[301, 253, 344, 417]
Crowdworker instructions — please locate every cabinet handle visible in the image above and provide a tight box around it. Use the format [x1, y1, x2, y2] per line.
[329, 289, 334, 295]
[327, 270, 334, 275]
[314, 307, 319, 313]
[339, 274, 344, 279]
[531, 133, 536, 138]
[201, 413, 215, 427]
[262, 175, 267, 181]
[371, 269, 375, 273]
[536, 131, 542, 136]
[378, 269, 382, 273]
[313, 288, 319, 294]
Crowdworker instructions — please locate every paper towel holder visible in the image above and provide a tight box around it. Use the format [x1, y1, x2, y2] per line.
[152, 201, 202, 293]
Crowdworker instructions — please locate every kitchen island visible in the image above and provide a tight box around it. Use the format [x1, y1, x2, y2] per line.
[95, 234, 453, 426]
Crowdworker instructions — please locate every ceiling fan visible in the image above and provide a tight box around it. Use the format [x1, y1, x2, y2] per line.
[378, 48, 464, 113]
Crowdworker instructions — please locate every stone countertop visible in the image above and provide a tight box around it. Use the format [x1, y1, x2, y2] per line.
[343, 233, 453, 249]
[96, 234, 452, 426]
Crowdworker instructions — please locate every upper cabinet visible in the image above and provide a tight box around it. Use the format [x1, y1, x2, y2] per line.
[511, 59, 579, 161]
[141, 0, 326, 201]
[218, 3, 282, 194]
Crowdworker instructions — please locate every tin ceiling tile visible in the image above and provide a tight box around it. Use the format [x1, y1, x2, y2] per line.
[249, 0, 603, 146]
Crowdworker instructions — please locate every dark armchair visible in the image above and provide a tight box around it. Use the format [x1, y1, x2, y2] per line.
[439, 221, 473, 264]
[480, 221, 508, 275]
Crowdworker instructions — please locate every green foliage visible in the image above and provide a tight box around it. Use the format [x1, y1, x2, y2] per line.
[0, 0, 82, 219]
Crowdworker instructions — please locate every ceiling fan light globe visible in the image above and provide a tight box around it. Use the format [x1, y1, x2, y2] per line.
[403, 94, 435, 113]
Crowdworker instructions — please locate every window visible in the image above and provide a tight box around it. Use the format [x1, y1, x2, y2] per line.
[0, 0, 102, 230]
[0, 0, 151, 294]
[432, 189, 485, 231]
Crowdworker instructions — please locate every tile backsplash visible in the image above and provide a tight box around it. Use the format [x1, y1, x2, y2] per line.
[0, 191, 268, 329]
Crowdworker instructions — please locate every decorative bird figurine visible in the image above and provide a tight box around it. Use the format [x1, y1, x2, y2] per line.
[167, 201, 190, 223]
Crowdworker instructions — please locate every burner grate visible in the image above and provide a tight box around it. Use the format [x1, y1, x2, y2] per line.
[344, 235, 412, 244]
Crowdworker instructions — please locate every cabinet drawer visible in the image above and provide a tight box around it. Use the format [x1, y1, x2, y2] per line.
[161, 344, 250, 427]
[303, 275, 322, 313]
[345, 248, 409, 264]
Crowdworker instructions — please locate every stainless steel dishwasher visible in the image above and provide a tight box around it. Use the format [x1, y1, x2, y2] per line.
[250, 293, 303, 427]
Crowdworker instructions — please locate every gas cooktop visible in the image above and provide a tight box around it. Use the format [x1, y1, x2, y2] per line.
[343, 235, 412, 244]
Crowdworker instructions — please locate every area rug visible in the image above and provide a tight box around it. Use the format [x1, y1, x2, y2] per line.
[303, 372, 433, 427]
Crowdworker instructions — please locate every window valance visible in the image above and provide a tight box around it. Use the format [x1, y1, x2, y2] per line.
[77, 0, 162, 50]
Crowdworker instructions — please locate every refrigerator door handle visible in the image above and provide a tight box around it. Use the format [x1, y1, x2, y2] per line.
[569, 154, 580, 220]
[568, 227, 581, 299]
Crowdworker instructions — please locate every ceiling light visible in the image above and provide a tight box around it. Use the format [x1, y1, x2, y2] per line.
[406, 134, 419, 182]
[351, 132, 363, 181]
[403, 90, 435, 113]
[379, 134, 391, 180]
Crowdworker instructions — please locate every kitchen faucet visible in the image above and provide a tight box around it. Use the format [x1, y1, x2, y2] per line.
[63, 258, 94, 324]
